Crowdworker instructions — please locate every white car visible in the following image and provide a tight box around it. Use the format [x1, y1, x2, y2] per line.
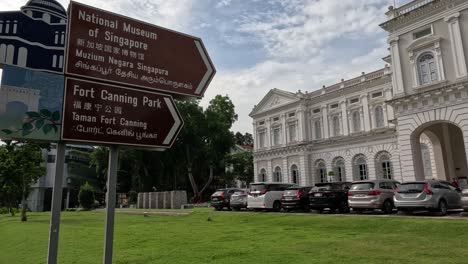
[247, 182, 295, 211]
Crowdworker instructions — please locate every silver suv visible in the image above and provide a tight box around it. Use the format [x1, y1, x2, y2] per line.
[394, 180, 462, 215]
[348, 179, 400, 214]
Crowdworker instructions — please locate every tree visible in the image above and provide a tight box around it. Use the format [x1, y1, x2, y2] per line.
[78, 182, 95, 210]
[234, 132, 253, 146]
[0, 141, 45, 221]
[226, 151, 254, 186]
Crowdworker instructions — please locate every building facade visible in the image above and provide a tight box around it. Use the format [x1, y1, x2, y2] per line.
[0, 0, 67, 73]
[250, 0, 468, 186]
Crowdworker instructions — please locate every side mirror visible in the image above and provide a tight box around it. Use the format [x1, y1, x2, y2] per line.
[456, 187, 462, 192]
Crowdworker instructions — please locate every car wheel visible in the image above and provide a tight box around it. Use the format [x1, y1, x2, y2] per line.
[303, 203, 311, 213]
[338, 201, 349, 214]
[382, 200, 394, 214]
[352, 208, 362, 214]
[316, 209, 324, 214]
[214, 207, 221, 211]
[273, 201, 281, 212]
[232, 207, 240, 211]
[438, 200, 448, 216]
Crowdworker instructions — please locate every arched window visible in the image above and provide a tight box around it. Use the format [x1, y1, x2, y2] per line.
[0, 44, 6, 63]
[291, 165, 299, 184]
[17, 47, 27, 67]
[376, 152, 393, 179]
[332, 116, 340, 137]
[352, 111, 361, 133]
[332, 157, 346, 182]
[6, 44, 14, 64]
[42, 13, 51, 23]
[374, 106, 384, 128]
[259, 169, 267, 182]
[316, 161, 327, 183]
[274, 167, 282, 182]
[418, 53, 438, 85]
[314, 120, 322, 140]
[353, 155, 368, 180]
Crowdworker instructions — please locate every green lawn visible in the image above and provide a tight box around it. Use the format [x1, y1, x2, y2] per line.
[1, 209, 468, 264]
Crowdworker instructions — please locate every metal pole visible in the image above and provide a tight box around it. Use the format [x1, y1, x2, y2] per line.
[103, 145, 119, 264]
[47, 142, 66, 264]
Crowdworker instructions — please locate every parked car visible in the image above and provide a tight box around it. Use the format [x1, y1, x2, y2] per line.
[230, 190, 248, 211]
[348, 180, 400, 214]
[462, 187, 468, 212]
[309, 182, 352, 213]
[281, 186, 314, 212]
[210, 188, 242, 210]
[394, 180, 462, 215]
[247, 182, 295, 211]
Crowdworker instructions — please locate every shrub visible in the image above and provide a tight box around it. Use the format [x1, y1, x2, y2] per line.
[128, 190, 138, 204]
[78, 182, 95, 210]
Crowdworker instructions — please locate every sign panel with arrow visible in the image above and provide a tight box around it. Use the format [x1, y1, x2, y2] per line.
[65, 1, 215, 98]
[62, 78, 183, 148]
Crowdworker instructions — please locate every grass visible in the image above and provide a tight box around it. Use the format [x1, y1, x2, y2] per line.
[1, 209, 468, 264]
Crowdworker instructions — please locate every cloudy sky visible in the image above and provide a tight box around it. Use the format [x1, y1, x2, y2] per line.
[0, 0, 413, 133]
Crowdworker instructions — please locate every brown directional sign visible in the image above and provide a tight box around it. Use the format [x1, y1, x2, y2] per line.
[62, 78, 183, 148]
[65, 1, 215, 98]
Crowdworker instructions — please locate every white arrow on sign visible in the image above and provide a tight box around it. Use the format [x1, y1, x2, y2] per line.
[194, 40, 215, 95]
[163, 97, 183, 145]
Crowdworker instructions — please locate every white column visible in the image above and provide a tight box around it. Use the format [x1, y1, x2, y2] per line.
[340, 101, 349, 136]
[361, 95, 371, 132]
[445, 12, 468, 79]
[321, 106, 329, 139]
[385, 88, 395, 123]
[297, 107, 306, 141]
[282, 158, 289, 183]
[253, 122, 258, 151]
[443, 123, 456, 179]
[388, 37, 405, 95]
[282, 114, 287, 145]
[383, 103, 389, 127]
[253, 159, 258, 182]
[299, 155, 309, 186]
[265, 120, 271, 148]
[267, 160, 273, 182]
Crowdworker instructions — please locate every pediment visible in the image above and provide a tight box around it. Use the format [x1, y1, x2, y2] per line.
[250, 89, 300, 116]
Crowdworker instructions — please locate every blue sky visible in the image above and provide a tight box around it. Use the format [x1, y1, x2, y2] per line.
[1, 0, 413, 133]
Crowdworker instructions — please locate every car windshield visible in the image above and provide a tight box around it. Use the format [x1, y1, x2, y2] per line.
[233, 191, 245, 195]
[398, 183, 425, 193]
[250, 184, 266, 192]
[313, 184, 336, 191]
[350, 182, 375, 190]
[212, 190, 224, 196]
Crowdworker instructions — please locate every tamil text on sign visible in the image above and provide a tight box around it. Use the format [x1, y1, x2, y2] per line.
[65, 1, 215, 98]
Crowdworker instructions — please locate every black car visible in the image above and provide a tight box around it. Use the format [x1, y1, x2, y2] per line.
[309, 182, 352, 213]
[281, 186, 314, 212]
[210, 188, 241, 210]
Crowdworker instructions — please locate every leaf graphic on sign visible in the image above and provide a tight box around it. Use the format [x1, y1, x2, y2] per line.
[40, 109, 52, 117]
[26, 112, 41, 118]
[52, 111, 60, 121]
[36, 119, 45, 129]
[2, 129, 12, 135]
[43, 124, 54, 134]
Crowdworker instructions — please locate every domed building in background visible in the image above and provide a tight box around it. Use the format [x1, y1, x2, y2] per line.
[0, 0, 67, 73]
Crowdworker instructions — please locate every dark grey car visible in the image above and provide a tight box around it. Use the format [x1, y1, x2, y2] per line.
[394, 180, 462, 215]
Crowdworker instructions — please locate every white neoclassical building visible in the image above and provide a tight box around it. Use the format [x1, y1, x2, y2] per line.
[250, 0, 468, 186]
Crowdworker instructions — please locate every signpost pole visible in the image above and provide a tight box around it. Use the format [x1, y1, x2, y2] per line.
[47, 142, 66, 264]
[103, 145, 119, 264]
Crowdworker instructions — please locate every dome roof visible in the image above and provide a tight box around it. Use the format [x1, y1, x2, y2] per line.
[22, 0, 67, 19]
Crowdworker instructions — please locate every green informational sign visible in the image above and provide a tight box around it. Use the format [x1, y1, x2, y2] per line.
[0, 64, 64, 141]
